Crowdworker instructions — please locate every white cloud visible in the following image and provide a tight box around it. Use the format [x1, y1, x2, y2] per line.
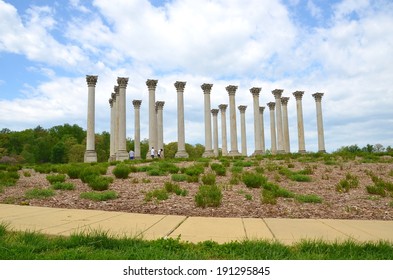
[307, 0, 322, 19]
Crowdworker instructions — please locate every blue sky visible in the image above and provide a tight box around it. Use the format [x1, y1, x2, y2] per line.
[0, 0, 392, 153]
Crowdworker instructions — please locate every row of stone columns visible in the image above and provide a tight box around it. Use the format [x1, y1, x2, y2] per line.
[85, 75, 326, 161]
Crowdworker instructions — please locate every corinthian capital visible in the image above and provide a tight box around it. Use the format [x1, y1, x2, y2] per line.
[117, 77, 129, 88]
[211, 109, 219, 116]
[312, 92, 324, 102]
[267, 102, 276, 110]
[201, 83, 213, 93]
[132, 100, 142, 109]
[86, 75, 98, 87]
[238, 105, 247, 113]
[281, 97, 290, 106]
[225, 85, 238, 95]
[272, 89, 283, 99]
[155, 101, 165, 110]
[146, 79, 158, 90]
[111, 92, 116, 100]
[250, 87, 261, 96]
[293, 91, 304, 100]
[109, 98, 113, 107]
[259, 106, 265, 113]
[174, 81, 186, 91]
[218, 104, 228, 111]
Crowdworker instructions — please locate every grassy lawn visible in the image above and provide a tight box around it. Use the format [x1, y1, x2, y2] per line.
[1, 224, 392, 260]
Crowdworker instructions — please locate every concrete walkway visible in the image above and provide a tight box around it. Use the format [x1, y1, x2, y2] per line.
[1, 204, 393, 245]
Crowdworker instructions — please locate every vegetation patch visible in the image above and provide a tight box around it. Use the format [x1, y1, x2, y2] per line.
[295, 194, 323, 203]
[144, 188, 169, 202]
[242, 172, 267, 188]
[201, 172, 216, 185]
[171, 173, 188, 182]
[87, 176, 113, 191]
[25, 188, 55, 199]
[80, 190, 118, 201]
[112, 163, 131, 179]
[164, 182, 188, 196]
[46, 174, 66, 184]
[195, 185, 222, 208]
[0, 171, 19, 187]
[336, 173, 359, 193]
[51, 182, 75, 190]
[210, 163, 226, 176]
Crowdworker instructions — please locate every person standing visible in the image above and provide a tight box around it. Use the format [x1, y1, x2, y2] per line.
[150, 147, 155, 159]
[129, 150, 134, 160]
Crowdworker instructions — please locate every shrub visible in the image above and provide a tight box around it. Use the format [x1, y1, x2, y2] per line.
[157, 162, 179, 174]
[245, 194, 253, 201]
[80, 190, 118, 201]
[290, 174, 312, 182]
[23, 171, 31, 177]
[46, 174, 66, 184]
[183, 164, 205, 176]
[201, 172, 216, 185]
[147, 168, 166, 176]
[242, 172, 267, 188]
[171, 174, 188, 182]
[25, 188, 55, 199]
[87, 176, 113, 191]
[144, 189, 169, 202]
[52, 182, 75, 190]
[229, 173, 240, 185]
[187, 175, 199, 183]
[34, 164, 52, 174]
[79, 167, 101, 183]
[195, 185, 222, 208]
[164, 182, 187, 196]
[0, 171, 19, 187]
[67, 165, 83, 179]
[261, 189, 277, 204]
[231, 166, 243, 173]
[295, 194, 322, 203]
[112, 164, 131, 179]
[366, 185, 386, 197]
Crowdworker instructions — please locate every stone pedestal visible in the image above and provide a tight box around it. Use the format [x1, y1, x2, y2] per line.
[267, 102, 277, 154]
[108, 97, 116, 162]
[211, 109, 219, 157]
[293, 91, 306, 153]
[84, 75, 98, 163]
[281, 97, 290, 153]
[272, 89, 285, 153]
[116, 77, 129, 161]
[259, 106, 266, 154]
[250, 87, 262, 156]
[226, 85, 241, 156]
[218, 104, 228, 156]
[146, 79, 158, 157]
[132, 100, 142, 159]
[156, 101, 165, 155]
[174, 81, 189, 158]
[312, 92, 326, 153]
[238, 105, 247, 156]
[201, 83, 214, 157]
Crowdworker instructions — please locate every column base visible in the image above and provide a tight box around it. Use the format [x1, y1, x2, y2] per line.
[202, 150, 215, 158]
[252, 150, 264, 156]
[221, 149, 228, 156]
[276, 149, 286, 154]
[175, 150, 189, 158]
[116, 150, 129, 161]
[108, 155, 116, 162]
[84, 150, 97, 163]
[318, 150, 326, 153]
[298, 150, 307, 154]
[228, 150, 241, 157]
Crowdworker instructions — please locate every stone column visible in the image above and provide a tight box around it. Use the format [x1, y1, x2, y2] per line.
[156, 101, 165, 155]
[174, 81, 189, 158]
[114, 86, 120, 158]
[146, 79, 158, 157]
[84, 75, 98, 163]
[267, 102, 277, 154]
[116, 77, 129, 161]
[201, 83, 214, 157]
[226, 85, 241, 156]
[259, 106, 266, 154]
[132, 100, 142, 159]
[281, 97, 290, 153]
[272, 89, 285, 153]
[108, 97, 116, 162]
[312, 92, 326, 153]
[238, 105, 247, 156]
[211, 109, 219, 157]
[218, 104, 228, 156]
[293, 91, 306, 153]
[250, 87, 262, 156]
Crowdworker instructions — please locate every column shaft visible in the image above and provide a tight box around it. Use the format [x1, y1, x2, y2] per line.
[146, 79, 158, 156]
[211, 109, 219, 157]
[133, 100, 142, 159]
[293, 91, 306, 153]
[272, 89, 285, 153]
[281, 97, 290, 153]
[156, 101, 165, 155]
[250, 87, 262, 155]
[84, 75, 97, 162]
[218, 104, 228, 156]
[267, 102, 277, 154]
[259, 106, 266, 153]
[174, 81, 189, 158]
[114, 86, 119, 158]
[201, 83, 214, 157]
[226, 85, 241, 156]
[116, 77, 129, 161]
[313, 92, 326, 152]
[108, 97, 115, 162]
[238, 105, 247, 156]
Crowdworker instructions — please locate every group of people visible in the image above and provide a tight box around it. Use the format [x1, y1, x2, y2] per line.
[128, 147, 164, 160]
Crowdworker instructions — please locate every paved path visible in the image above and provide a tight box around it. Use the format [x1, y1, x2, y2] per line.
[1, 204, 393, 244]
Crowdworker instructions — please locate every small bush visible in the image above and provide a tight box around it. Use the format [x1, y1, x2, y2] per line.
[66, 165, 83, 179]
[242, 172, 267, 188]
[229, 174, 240, 185]
[147, 168, 166, 176]
[187, 175, 199, 183]
[0, 171, 19, 187]
[295, 194, 322, 203]
[201, 173, 216, 185]
[79, 167, 101, 183]
[366, 185, 386, 197]
[87, 176, 113, 191]
[171, 174, 188, 182]
[112, 164, 131, 179]
[145, 189, 169, 202]
[46, 174, 66, 184]
[80, 190, 118, 201]
[290, 174, 312, 182]
[231, 166, 243, 173]
[195, 185, 222, 208]
[157, 162, 179, 174]
[25, 188, 55, 199]
[23, 171, 31, 177]
[164, 182, 187, 196]
[183, 164, 205, 176]
[52, 182, 75, 190]
[245, 194, 253, 201]
[261, 189, 277, 204]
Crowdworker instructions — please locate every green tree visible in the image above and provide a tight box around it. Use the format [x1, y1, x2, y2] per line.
[51, 142, 67, 163]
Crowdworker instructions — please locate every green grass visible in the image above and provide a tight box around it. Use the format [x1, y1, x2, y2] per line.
[164, 181, 188, 196]
[112, 163, 131, 179]
[144, 188, 169, 202]
[201, 172, 216, 185]
[336, 173, 359, 193]
[195, 185, 222, 208]
[242, 172, 267, 188]
[80, 190, 118, 201]
[171, 173, 188, 182]
[0, 171, 19, 187]
[46, 174, 66, 184]
[25, 188, 55, 199]
[87, 176, 113, 191]
[51, 182, 75, 190]
[295, 194, 323, 203]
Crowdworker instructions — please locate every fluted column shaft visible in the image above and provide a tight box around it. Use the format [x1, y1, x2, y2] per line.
[84, 75, 98, 163]
[250, 87, 262, 155]
[133, 100, 142, 159]
[259, 106, 266, 153]
[238, 105, 247, 156]
[293, 91, 306, 153]
[211, 109, 219, 157]
[146, 79, 158, 155]
[174, 81, 189, 158]
[226, 85, 240, 156]
[312, 92, 326, 153]
[272, 89, 285, 153]
[218, 104, 228, 156]
[267, 102, 277, 154]
[108, 97, 115, 162]
[156, 101, 165, 154]
[281, 97, 290, 153]
[201, 83, 214, 157]
[116, 77, 129, 161]
[114, 86, 119, 158]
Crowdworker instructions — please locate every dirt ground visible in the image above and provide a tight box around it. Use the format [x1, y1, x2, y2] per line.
[1, 158, 393, 220]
